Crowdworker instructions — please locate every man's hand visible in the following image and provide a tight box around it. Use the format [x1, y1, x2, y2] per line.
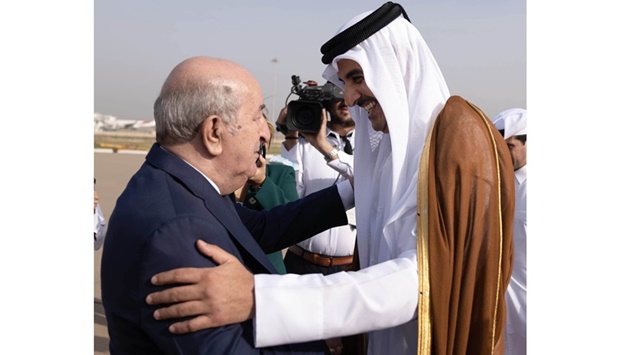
[146, 240, 255, 334]
[301, 109, 333, 156]
[277, 106, 300, 150]
[275, 106, 289, 128]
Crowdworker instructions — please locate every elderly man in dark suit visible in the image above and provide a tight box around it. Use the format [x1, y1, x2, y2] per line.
[100, 56, 353, 354]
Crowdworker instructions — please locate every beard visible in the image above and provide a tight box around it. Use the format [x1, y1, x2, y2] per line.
[328, 102, 355, 127]
[336, 117, 356, 128]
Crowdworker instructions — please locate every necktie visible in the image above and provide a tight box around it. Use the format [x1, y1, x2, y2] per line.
[340, 134, 353, 155]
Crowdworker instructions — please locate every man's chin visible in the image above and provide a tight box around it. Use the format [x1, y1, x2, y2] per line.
[370, 120, 384, 132]
[333, 116, 355, 126]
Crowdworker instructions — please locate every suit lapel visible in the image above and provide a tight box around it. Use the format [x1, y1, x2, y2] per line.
[145, 143, 277, 274]
[215, 196, 278, 274]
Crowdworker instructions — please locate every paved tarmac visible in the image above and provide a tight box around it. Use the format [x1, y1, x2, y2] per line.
[94, 149, 148, 354]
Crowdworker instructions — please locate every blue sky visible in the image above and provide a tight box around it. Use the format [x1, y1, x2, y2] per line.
[95, 0, 526, 121]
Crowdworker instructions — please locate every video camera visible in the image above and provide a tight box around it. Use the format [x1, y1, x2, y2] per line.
[283, 75, 344, 133]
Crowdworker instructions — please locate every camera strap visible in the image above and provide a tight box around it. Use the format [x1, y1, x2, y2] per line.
[320, 1, 410, 65]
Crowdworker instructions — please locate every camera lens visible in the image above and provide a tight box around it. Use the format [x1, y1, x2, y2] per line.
[287, 100, 323, 133]
[295, 107, 315, 126]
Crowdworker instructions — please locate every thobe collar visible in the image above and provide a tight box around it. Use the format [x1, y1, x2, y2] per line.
[514, 164, 527, 185]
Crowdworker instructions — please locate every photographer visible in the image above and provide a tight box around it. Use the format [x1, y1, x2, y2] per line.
[276, 81, 356, 276]
[277, 86, 356, 354]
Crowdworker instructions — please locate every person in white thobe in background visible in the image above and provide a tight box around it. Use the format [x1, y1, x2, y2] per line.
[493, 108, 527, 355]
[94, 183, 107, 250]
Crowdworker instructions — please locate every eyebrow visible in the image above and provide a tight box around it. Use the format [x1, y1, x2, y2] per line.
[259, 103, 266, 112]
[344, 69, 364, 80]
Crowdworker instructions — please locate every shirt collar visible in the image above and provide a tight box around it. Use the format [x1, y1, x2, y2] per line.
[160, 145, 221, 194]
[514, 164, 527, 184]
[327, 126, 354, 139]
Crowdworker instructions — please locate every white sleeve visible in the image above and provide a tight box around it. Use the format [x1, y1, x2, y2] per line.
[327, 153, 354, 179]
[280, 141, 297, 160]
[281, 141, 305, 197]
[252, 249, 418, 347]
[94, 204, 107, 250]
[335, 180, 354, 211]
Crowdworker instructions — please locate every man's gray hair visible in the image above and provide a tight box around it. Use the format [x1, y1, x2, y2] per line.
[154, 79, 242, 145]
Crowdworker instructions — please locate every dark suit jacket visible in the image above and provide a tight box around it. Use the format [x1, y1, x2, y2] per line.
[241, 163, 299, 274]
[101, 143, 348, 355]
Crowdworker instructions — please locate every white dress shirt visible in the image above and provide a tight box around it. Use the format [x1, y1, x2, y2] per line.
[281, 127, 356, 257]
[505, 165, 527, 355]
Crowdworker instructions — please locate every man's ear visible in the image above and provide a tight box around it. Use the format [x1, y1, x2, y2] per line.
[200, 115, 225, 156]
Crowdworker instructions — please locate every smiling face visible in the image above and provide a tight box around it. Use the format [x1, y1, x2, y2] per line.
[336, 59, 388, 133]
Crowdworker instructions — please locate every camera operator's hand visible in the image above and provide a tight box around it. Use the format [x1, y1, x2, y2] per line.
[276, 106, 289, 128]
[278, 106, 299, 150]
[302, 109, 334, 158]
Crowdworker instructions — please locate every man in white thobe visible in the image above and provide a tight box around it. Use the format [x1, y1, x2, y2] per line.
[494, 108, 527, 355]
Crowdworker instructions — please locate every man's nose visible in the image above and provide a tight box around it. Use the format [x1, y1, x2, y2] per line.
[259, 117, 270, 142]
[344, 87, 359, 107]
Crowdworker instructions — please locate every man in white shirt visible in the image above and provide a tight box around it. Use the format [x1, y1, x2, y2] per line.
[277, 90, 356, 354]
[493, 108, 527, 355]
[145, 3, 515, 354]
[275, 87, 357, 277]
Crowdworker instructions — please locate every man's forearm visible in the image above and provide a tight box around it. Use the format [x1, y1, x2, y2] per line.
[253, 252, 419, 347]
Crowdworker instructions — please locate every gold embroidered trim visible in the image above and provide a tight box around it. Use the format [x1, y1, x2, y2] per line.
[417, 101, 505, 354]
[467, 101, 504, 354]
[416, 115, 435, 355]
